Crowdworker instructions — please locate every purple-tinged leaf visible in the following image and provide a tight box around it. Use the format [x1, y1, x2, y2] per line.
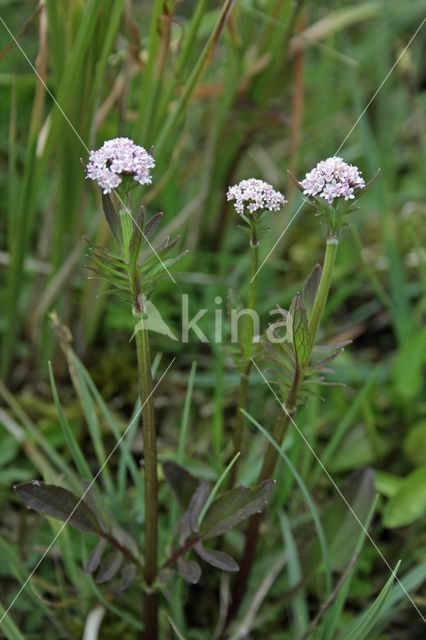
[95, 550, 123, 584]
[179, 512, 192, 546]
[145, 212, 163, 238]
[14, 481, 102, 535]
[84, 538, 107, 575]
[177, 557, 202, 584]
[119, 563, 137, 592]
[303, 264, 322, 317]
[313, 340, 352, 354]
[163, 461, 200, 510]
[200, 479, 275, 539]
[102, 193, 122, 246]
[81, 479, 110, 534]
[194, 543, 239, 572]
[188, 482, 211, 533]
[110, 523, 139, 559]
[307, 347, 345, 371]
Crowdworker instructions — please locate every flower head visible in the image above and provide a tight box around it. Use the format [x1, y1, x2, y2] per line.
[86, 137, 155, 194]
[227, 178, 286, 216]
[300, 156, 365, 204]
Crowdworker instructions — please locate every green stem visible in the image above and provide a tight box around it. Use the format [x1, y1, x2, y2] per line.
[227, 386, 297, 622]
[228, 228, 340, 622]
[244, 238, 259, 357]
[228, 234, 259, 488]
[308, 229, 339, 343]
[135, 309, 158, 640]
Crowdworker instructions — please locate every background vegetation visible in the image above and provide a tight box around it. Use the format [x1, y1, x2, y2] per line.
[0, 0, 425, 638]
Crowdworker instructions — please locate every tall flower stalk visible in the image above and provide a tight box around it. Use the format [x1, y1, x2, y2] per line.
[85, 138, 187, 639]
[226, 179, 286, 487]
[228, 157, 373, 621]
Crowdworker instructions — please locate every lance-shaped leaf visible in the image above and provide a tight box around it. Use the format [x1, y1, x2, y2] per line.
[188, 482, 211, 533]
[129, 206, 145, 268]
[194, 543, 239, 572]
[287, 293, 312, 369]
[14, 481, 102, 535]
[102, 193, 122, 246]
[95, 550, 123, 584]
[199, 479, 275, 539]
[84, 538, 107, 575]
[119, 564, 137, 592]
[163, 461, 200, 510]
[177, 557, 202, 584]
[303, 264, 322, 317]
[145, 212, 163, 238]
[306, 346, 345, 371]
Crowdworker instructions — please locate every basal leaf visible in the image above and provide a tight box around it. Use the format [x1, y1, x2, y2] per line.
[393, 327, 426, 400]
[188, 481, 211, 533]
[403, 420, 426, 466]
[305, 468, 375, 572]
[199, 479, 275, 539]
[177, 557, 202, 584]
[163, 461, 200, 510]
[194, 543, 239, 572]
[84, 538, 107, 575]
[95, 550, 123, 584]
[383, 465, 426, 528]
[119, 563, 137, 592]
[14, 481, 102, 535]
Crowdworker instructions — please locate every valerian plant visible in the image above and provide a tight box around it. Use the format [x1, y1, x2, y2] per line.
[226, 178, 286, 487]
[13, 138, 276, 640]
[227, 157, 379, 622]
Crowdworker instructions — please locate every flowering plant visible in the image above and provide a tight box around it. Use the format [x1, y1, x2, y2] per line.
[227, 178, 286, 217]
[86, 137, 155, 194]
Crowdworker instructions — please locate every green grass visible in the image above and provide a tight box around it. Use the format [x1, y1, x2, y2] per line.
[1, 0, 425, 638]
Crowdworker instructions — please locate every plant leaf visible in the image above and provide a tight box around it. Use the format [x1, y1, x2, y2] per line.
[177, 557, 202, 584]
[102, 193, 122, 245]
[288, 292, 312, 369]
[163, 461, 200, 510]
[145, 212, 163, 238]
[84, 538, 107, 575]
[339, 560, 400, 640]
[188, 481, 211, 533]
[199, 479, 275, 539]
[303, 264, 322, 317]
[403, 420, 426, 466]
[119, 563, 137, 592]
[305, 468, 375, 572]
[14, 481, 102, 535]
[194, 543, 239, 572]
[95, 550, 123, 584]
[383, 465, 426, 528]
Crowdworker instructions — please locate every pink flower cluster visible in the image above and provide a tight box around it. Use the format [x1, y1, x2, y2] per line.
[86, 137, 155, 194]
[227, 178, 286, 215]
[300, 156, 365, 204]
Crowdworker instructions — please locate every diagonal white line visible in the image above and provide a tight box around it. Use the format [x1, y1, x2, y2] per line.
[250, 357, 426, 624]
[335, 16, 426, 154]
[253, 15, 426, 281]
[0, 16, 176, 284]
[0, 358, 176, 625]
[250, 199, 308, 283]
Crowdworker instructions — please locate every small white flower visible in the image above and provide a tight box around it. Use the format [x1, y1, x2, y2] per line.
[86, 137, 155, 194]
[227, 178, 286, 215]
[300, 156, 365, 204]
